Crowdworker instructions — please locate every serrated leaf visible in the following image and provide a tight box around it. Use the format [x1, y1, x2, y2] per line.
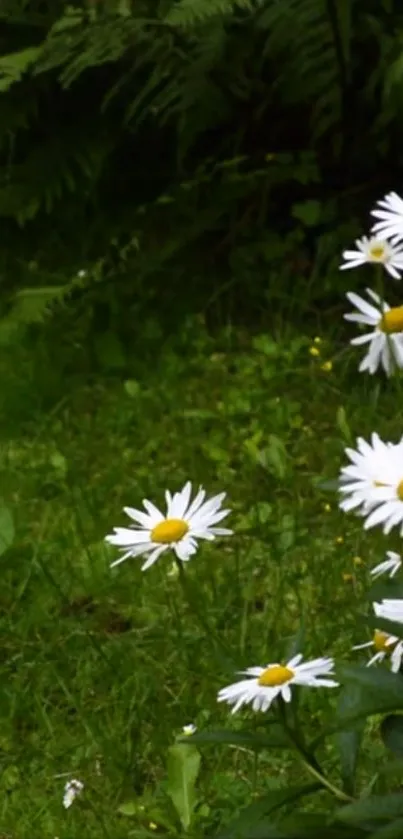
[381, 714, 403, 757]
[336, 793, 403, 824]
[166, 743, 201, 830]
[0, 502, 14, 556]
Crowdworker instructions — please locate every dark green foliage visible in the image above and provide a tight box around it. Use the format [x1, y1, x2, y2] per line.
[0, 0, 403, 332]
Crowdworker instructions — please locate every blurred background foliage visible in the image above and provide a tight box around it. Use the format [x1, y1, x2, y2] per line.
[0, 0, 402, 343]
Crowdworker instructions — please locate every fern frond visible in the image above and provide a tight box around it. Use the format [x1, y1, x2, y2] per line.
[0, 270, 93, 344]
[165, 0, 261, 27]
[258, 0, 347, 140]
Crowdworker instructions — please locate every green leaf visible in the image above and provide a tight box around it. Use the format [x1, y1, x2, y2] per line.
[258, 434, 289, 479]
[0, 502, 15, 556]
[118, 800, 138, 817]
[0, 47, 41, 92]
[216, 784, 321, 839]
[381, 715, 403, 757]
[336, 665, 403, 725]
[336, 406, 352, 444]
[166, 743, 201, 830]
[336, 793, 403, 824]
[368, 818, 403, 838]
[291, 200, 322, 227]
[179, 726, 289, 750]
[336, 688, 364, 796]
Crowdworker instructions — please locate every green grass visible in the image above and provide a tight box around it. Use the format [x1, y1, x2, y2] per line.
[1, 315, 403, 837]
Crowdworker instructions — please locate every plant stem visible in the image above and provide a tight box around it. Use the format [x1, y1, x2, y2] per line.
[277, 700, 353, 803]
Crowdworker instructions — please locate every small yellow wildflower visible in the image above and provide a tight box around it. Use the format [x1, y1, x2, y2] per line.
[353, 556, 364, 567]
[309, 346, 320, 357]
[335, 536, 344, 544]
[323, 503, 331, 512]
[342, 572, 354, 583]
[314, 336, 322, 344]
[149, 823, 158, 831]
[321, 360, 333, 372]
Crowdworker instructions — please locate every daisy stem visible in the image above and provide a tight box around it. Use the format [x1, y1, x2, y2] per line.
[277, 702, 353, 803]
[174, 559, 234, 663]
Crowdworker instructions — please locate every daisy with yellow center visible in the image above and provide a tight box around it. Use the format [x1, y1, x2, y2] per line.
[353, 629, 403, 673]
[340, 235, 403, 278]
[217, 654, 338, 714]
[339, 433, 403, 534]
[344, 289, 403, 375]
[105, 481, 232, 571]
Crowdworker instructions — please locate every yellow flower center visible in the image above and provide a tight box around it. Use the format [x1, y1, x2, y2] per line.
[379, 307, 403, 334]
[369, 245, 386, 261]
[373, 630, 396, 652]
[398, 480, 403, 502]
[151, 518, 189, 543]
[258, 665, 294, 687]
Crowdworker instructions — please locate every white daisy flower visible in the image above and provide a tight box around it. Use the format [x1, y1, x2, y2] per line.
[371, 192, 403, 245]
[340, 235, 403, 279]
[339, 433, 403, 534]
[353, 629, 403, 672]
[63, 778, 84, 809]
[371, 551, 402, 579]
[344, 289, 403, 375]
[106, 481, 232, 571]
[182, 724, 197, 736]
[217, 654, 338, 714]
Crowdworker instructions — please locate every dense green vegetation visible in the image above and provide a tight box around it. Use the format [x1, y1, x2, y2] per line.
[3, 1, 403, 837]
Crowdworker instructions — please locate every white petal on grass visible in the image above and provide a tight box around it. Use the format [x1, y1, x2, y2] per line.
[106, 482, 232, 570]
[63, 779, 84, 809]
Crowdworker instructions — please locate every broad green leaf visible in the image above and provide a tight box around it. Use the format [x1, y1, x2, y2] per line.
[336, 727, 363, 797]
[166, 743, 201, 830]
[0, 502, 14, 556]
[381, 715, 403, 757]
[336, 665, 403, 725]
[336, 793, 403, 824]
[336, 689, 364, 795]
[368, 817, 403, 838]
[179, 726, 289, 750]
[216, 784, 321, 839]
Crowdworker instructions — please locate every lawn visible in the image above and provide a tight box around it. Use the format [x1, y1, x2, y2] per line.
[1, 313, 402, 838]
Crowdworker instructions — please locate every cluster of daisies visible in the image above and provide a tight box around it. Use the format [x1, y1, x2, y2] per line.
[105, 482, 339, 715]
[341, 192, 403, 375]
[340, 430, 403, 672]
